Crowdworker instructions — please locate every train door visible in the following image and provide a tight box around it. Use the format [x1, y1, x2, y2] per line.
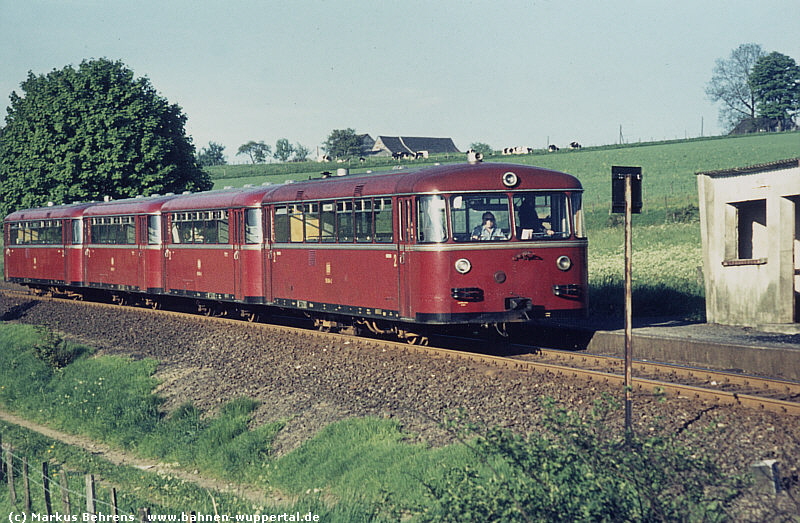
[231, 208, 244, 300]
[137, 216, 148, 291]
[793, 196, 799, 322]
[65, 219, 83, 286]
[397, 197, 414, 319]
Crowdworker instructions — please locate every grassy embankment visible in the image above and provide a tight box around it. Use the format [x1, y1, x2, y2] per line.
[0, 323, 747, 520]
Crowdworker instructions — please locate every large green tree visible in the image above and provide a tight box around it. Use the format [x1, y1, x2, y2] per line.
[273, 138, 295, 162]
[323, 128, 363, 160]
[236, 140, 271, 164]
[197, 141, 227, 166]
[749, 51, 800, 131]
[706, 43, 765, 131]
[0, 58, 211, 216]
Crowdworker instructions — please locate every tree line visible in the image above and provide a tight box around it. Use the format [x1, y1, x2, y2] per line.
[197, 139, 312, 166]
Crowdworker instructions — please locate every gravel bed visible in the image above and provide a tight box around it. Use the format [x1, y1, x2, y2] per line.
[1, 293, 799, 516]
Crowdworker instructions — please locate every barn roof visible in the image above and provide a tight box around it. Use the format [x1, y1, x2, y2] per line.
[372, 136, 460, 155]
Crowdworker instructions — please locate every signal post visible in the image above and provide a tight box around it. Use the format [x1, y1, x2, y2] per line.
[612, 166, 642, 441]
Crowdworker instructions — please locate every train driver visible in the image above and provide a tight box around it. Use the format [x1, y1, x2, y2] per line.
[471, 212, 506, 241]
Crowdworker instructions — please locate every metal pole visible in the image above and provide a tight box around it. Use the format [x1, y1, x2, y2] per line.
[624, 174, 633, 441]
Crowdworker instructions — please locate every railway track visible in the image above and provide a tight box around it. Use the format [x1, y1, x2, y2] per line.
[3, 288, 800, 417]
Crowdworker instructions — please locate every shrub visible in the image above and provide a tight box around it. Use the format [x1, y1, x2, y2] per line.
[420, 397, 748, 522]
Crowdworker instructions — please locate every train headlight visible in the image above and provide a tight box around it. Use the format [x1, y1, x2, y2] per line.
[556, 255, 572, 271]
[454, 258, 472, 274]
[502, 171, 519, 187]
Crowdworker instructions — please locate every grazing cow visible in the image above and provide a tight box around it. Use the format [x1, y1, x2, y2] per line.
[570, 141, 582, 149]
[548, 144, 559, 152]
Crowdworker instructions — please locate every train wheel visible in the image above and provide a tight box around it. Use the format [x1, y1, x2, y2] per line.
[406, 334, 429, 346]
[242, 310, 260, 323]
[145, 298, 160, 310]
[112, 294, 129, 307]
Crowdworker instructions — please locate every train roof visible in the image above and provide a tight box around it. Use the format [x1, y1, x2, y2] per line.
[83, 194, 180, 216]
[264, 162, 582, 203]
[4, 201, 94, 221]
[161, 186, 277, 212]
[4, 162, 583, 221]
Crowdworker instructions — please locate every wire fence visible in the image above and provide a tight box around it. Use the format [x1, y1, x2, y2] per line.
[1, 435, 162, 520]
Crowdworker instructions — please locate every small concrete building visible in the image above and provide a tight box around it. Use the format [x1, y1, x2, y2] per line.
[697, 158, 800, 331]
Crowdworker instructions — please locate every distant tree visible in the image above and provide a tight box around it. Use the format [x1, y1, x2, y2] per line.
[237, 141, 271, 164]
[273, 138, 295, 162]
[749, 51, 800, 131]
[0, 58, 211, 216]
[292, 143, 311, 162]
[197, 141, 227, 166]
[323, 128, 363, 160]
[706, 43, 765, 131]
[469, 142, 493, 155]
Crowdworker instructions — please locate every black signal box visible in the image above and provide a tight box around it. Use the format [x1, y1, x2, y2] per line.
[611, 166, 642, 214]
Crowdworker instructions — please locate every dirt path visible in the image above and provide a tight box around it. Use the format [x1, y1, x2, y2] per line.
[0, 408, 287, 507]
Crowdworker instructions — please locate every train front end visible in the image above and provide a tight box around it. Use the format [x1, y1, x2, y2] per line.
[404, 162, 588, 327]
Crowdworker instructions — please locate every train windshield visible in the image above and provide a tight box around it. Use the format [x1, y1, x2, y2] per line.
[512, 193, 571, 240]
[449, 192, 574, 242]
[450, 194, 510, 241]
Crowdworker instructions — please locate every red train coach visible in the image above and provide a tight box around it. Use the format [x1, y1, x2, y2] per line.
[262, 161, 587, 340]
[4, 202, 93, 291]
[4, 161, 587, 342]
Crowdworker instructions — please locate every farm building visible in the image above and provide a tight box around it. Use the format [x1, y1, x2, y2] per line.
[370, 136, 460, 158]
[697, 158, 800, 332]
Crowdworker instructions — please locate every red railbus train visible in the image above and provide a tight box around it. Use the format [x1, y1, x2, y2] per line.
[4, 161, 587, 342]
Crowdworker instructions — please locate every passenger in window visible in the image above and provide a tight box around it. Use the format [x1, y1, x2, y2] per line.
[472, 212, 506, 241]
[518, 200, 554, 239]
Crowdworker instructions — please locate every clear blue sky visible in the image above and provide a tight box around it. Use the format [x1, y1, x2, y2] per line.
[2, 0, 798, 163]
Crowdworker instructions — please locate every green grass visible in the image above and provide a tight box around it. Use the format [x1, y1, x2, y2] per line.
[0, 323, 473, 519]
[0, 323, 754, 520]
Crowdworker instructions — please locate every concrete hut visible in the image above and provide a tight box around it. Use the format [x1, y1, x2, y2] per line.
[697, 158, 800, 332]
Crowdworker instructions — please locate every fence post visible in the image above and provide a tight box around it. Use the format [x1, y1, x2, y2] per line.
[7, 444, 16, 505]
[86, 474, 96, 514]
[42, 462, 53, 516]
[0, 433, 4, 483]
[60, 470, 71, 515]
[111, 488, 119, 516]
[22, 457, 31, 514]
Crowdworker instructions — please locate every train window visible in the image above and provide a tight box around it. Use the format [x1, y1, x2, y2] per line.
[90, 216, 135, 244]
[512, 193, 570, 240]
[304, 203, 321, 242]
[336, 201, 354, 242]
[320, 202, 336, 243]
[289, 204, 304, 242]
[417, 195, 447, 243]
[355, 199, 373, 243]
[9, 220, 63, 245]
[572, 193, 586, 239]
[72, 220, 83, 245]
[450, 194, 509, 242]
[169, 210, 228, 244]
[148, 216, 161, 245]
[273, 206, 288, 243]
[245, 209, 262, 244]
[374, 198, 393, 243]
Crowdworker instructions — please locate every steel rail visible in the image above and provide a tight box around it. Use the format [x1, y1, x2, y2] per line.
[517, 348, 800, 398]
